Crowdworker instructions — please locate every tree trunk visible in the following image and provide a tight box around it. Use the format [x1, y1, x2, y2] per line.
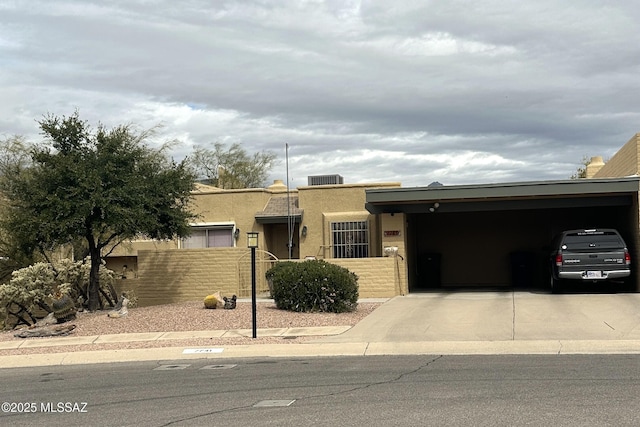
[87, 236, 103, 312]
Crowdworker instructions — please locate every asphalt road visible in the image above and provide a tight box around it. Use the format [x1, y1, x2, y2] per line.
[1, 354, 639, 426]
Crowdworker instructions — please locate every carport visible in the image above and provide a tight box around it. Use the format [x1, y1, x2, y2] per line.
[366, 177, 640, 292]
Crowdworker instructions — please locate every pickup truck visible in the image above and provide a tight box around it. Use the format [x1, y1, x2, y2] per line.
[549, 228, 631, 293]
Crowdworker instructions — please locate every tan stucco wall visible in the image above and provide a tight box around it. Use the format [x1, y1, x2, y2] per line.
[108, 240, 178, 257]
[594, 133, 640, 178]
[584, 156, 605, 178]
[116, 251, 401, 306]
[379, 213, 408, 294]
[297, 182, 400, 259]
[115, 247, 276, 307]
[113, 181, 400, 259]
[331, 257, 404, 297]
[109, 180, 406, 306]
[191, 187, 272, 226]
[108, 187, 276, 258]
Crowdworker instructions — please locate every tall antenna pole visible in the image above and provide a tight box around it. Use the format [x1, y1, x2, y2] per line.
[286, 143, 292, 259]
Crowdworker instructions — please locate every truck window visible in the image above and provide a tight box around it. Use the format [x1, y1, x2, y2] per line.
[563, 232, 624, 251]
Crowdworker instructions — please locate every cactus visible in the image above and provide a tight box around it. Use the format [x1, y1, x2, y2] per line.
[52, 292, 77, 323]
[203, 294, 218, 309]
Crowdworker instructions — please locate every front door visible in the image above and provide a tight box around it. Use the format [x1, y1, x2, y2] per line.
[264, 223, 299, 259]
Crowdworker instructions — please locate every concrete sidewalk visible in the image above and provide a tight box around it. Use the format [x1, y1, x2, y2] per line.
[4, 338, 640, 369]
[0, 324, 366, 367]
[0, 325, 352, 351]
[2, 292, 640, 368]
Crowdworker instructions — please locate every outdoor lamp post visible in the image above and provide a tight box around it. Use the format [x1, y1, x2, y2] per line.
[247, 232, 259, 338]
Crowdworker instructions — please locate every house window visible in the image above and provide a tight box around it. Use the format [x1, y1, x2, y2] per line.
[182, 227, 234, 248]
[332, 220, 369, 258]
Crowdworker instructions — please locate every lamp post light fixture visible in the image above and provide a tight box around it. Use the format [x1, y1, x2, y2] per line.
[247, 231, 259, 248]
[247, 232, 259, 338]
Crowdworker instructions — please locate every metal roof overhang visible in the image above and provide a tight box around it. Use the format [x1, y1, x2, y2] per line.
[365, 177, 640, 214]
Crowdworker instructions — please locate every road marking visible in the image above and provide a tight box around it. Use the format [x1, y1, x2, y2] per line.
[253, 400, 296, 407]
[182, 348, 224, 354]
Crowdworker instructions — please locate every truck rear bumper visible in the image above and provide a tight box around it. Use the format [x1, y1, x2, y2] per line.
[558, 269, 631, 280]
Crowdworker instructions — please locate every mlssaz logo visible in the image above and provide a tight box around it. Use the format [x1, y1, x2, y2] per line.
[41, 402, 88, 413]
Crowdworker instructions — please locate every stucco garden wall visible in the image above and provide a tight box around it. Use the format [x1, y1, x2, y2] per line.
[115, 248, 260, 307]
[330, 257, 405, 298]
[116, 249, 402, 306]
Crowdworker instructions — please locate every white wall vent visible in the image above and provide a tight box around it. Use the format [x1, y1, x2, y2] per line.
[308, 174, 344, 186]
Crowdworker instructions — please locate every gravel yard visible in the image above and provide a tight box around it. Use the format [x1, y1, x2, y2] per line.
[0, 301, 382, 356]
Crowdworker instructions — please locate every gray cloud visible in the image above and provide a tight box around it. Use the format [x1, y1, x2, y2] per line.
[1, 0, 639, 188]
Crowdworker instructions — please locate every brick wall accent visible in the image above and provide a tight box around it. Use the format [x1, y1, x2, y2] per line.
[119, 248, 274, 307]
[330, 257, 404, 298]
[116, 249, 400, 306]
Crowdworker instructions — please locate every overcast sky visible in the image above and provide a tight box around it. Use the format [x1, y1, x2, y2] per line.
[1, 1, 639, 188]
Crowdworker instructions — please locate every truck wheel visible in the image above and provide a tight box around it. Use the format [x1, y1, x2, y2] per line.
[550, 276, 562, 294]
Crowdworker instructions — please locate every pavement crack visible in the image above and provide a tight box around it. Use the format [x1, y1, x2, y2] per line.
[159, 404, 256, 426]
[604, 321, 615, 330]
[297, 355, 444, 400]
[159, 356, 444, 426]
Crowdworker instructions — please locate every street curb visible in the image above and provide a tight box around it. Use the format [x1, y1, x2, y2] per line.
[2, 339, 640, 368]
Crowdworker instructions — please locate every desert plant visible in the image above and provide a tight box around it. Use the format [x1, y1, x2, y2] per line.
[203, 294, 219, 309]
[0, 262, 57, 328]
[267, 260, 358, 313]
[0, 259, 117, 329]
[51, 291, 76, 323]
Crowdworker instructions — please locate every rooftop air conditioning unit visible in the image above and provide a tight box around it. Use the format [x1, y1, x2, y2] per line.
[308, 174, 344, 186]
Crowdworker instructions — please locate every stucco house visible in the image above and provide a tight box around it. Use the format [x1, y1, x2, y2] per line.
[107, 177, 406, 306]
[108, 133, 640, 306]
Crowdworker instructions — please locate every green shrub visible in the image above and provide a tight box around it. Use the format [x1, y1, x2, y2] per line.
[267, 260, 358, 313]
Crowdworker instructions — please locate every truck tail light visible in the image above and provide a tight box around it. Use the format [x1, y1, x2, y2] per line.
[555, 254, 563, 267]
[625, 250, 631, 265]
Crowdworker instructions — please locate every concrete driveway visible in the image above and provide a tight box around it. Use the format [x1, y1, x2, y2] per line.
[319, 291, 640, 343]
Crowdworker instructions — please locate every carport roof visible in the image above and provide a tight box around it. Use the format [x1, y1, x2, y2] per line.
[365, 176, 640, 214]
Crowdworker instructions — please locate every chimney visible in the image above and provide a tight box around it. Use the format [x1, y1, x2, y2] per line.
[585, 156, 605, 178]
[267, 179, 288, 192]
